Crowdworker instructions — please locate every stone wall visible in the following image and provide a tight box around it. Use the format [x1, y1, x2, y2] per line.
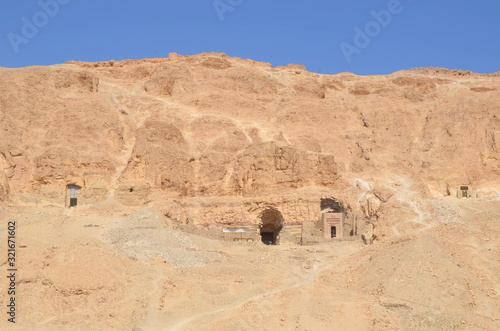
[280, 224, 302, 245]
[159, 195, 355, 228]
[10, 181, 109, 207]
[158, 194, 361, 245]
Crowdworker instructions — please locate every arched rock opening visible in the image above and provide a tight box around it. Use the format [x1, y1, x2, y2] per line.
[320, 198, 345, 213]
[259, 208, 283, 245]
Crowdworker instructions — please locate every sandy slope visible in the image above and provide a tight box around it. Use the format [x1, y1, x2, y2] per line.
[0, 198, 498, 330]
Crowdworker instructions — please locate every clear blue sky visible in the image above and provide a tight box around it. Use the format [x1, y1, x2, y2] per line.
[0, 0, 498, 75]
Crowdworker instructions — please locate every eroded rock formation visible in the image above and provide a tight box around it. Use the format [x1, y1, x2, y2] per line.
[1, 54, 499, 237]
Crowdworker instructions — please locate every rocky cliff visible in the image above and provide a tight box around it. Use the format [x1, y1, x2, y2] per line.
[1, 53, 499, 237]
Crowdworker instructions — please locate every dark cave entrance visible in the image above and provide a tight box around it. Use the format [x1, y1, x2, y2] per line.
[259, 208, 283, 245]
[320, 198, 345, 213]
[331, 226, 337, 238]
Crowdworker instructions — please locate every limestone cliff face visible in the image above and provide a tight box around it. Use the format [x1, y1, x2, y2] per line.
[0, 54, 499, 228]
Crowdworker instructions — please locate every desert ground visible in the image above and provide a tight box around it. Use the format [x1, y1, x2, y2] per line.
[1, 196, 499, 330]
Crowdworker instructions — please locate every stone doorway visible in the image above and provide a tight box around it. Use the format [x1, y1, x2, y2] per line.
[330, 226, 337, 238]
[459, 185, 471, 199]
[67, 185, 80, 207]
[321, 198, 345, 239]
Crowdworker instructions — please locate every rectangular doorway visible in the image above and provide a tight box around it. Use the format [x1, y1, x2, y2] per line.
[331, 226, 337, 238]
[322, 213, 343, 239]
[261, 232, 274, 245]
[68, 185, 80, 207]
[460, 186, 469, 199]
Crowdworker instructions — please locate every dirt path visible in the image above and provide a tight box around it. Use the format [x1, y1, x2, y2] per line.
[169, 261, 323, 330]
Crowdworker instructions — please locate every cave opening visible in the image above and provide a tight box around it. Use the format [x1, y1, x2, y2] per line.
[320, 198, 344, 213]
[259, 208, 283, 245]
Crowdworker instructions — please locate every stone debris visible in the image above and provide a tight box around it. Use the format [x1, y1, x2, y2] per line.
[103, 208, 221, 268]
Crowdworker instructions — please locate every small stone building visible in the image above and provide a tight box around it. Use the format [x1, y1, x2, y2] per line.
[457, 185, 473, 199]
[322, 212, 343, 239]
[222, 227, 260, 242]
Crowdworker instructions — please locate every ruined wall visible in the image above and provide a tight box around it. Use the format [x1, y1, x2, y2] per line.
[8, 180, 109, 207]
[160, 196, 332, 226]
[157, 193, 362, 241]
[301, 221, 323, 245]
[280, 225, 302, 245]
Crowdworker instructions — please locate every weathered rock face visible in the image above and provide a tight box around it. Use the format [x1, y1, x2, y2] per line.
[1, 53, 499, 233]
[114, 182, 150, 206]
[0, 65, 124, 204]
[0, 171, 8, 202]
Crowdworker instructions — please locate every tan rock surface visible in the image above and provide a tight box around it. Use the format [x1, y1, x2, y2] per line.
[1, 54, 499, 226]
[0, 54, 499, 330]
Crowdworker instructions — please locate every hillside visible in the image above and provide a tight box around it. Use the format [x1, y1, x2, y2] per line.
[0, 54, 499, 330]
[1, 53, 499, 232]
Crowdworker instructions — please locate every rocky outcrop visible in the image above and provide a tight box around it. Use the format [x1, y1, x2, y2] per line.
[0, 53, 499, 238]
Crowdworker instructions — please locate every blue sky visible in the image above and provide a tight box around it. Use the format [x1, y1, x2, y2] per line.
[0, 0, 499, 75]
